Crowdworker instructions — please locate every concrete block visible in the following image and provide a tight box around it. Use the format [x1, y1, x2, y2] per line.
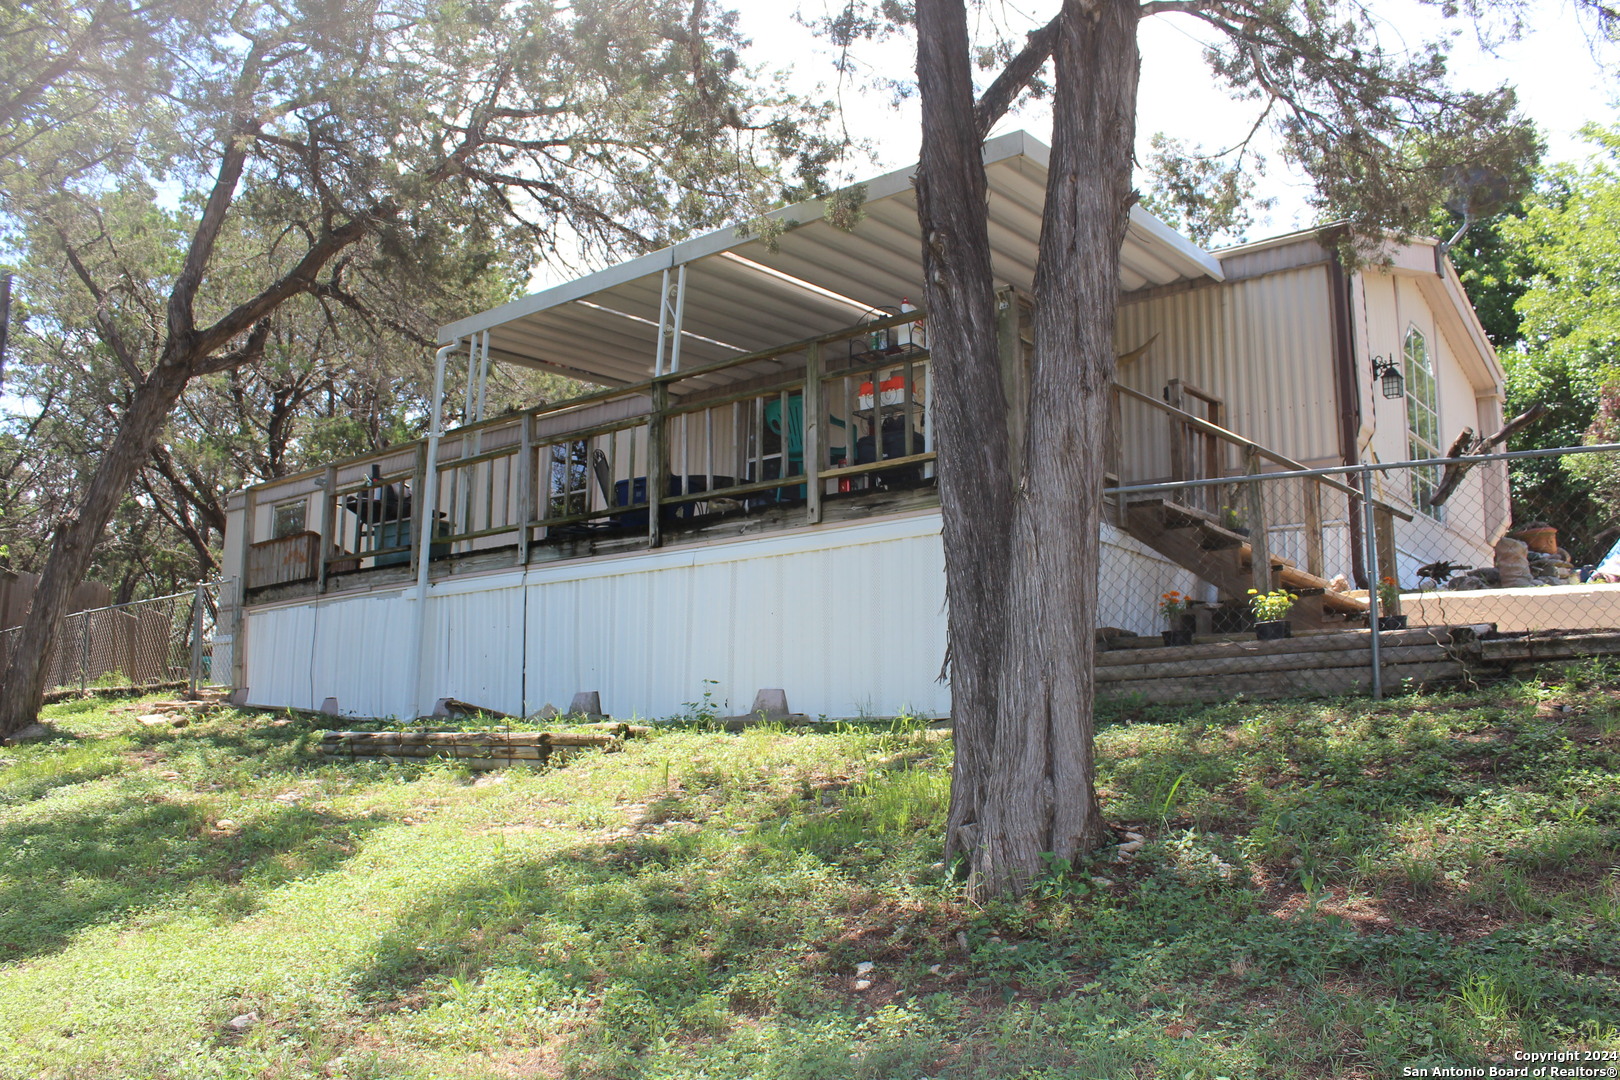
[750, 688, 790, 719]
[569, 691, 606, 720]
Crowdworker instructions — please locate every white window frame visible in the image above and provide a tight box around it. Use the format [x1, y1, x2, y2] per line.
[1403, 326, 1444, 520]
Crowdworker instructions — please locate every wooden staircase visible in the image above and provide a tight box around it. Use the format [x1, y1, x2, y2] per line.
[1118, 498, 1366, 629]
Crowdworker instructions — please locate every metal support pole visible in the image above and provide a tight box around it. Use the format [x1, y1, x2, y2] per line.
[1360, 460, 1383, 699]
[669, 264, 687, 373]
[474, 330, 491, 424]
[412, 341, 455, 718]
[653, 268, 671, 377]
[79, 615, 88, 694]
[189, 582, 206, 694]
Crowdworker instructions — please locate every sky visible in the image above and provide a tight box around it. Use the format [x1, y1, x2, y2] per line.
[724, 0, 1618, 243]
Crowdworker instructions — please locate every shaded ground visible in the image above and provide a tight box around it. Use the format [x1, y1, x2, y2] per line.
[0, 667, 1616, 1079]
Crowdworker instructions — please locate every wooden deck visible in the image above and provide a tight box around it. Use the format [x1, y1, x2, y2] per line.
[1096, 624, 1620, 704]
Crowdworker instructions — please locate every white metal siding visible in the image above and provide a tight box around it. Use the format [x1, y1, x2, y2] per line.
[1115, 265, 1340, 476]
[243, 589, 417, 717]
[240, 512, 1193, 721]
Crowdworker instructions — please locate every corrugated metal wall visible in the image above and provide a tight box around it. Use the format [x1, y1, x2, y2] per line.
[241, 512, 1191, 721]
[1114, 265, 1340, 478]
[243, 590, 417, 718]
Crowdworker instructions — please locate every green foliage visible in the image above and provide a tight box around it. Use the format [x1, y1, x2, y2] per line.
[1494, 123, 1620, 553]
[0, 0, 842, 596]
[0, 682, 1615, 1076]
[1140, 135, 1273, 247]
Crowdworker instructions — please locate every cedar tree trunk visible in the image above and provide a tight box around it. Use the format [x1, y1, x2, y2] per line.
[0, 362, 192, 731]
[919, 0, 1138, 897]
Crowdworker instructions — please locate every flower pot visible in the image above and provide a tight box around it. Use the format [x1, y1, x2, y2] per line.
[1377, 614, 1408, 631]
[1254, 620, 1292, 641]
[1510, 525, 1558, 555]
[1161, 629, 1194, 647]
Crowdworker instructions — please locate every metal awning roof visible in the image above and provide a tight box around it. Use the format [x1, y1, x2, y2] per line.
[437, 130, 1225, 390]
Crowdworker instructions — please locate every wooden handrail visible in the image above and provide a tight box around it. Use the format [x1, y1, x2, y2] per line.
[1111, 382, 1414, 522]
[243, 308, 930, 499]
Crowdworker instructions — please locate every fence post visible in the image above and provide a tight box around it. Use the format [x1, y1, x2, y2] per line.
[1361, 461, 1383, 700]
[79, 614, 88, 694]
[189, 582, 206, 696]
[1244, 445, 1271, 594]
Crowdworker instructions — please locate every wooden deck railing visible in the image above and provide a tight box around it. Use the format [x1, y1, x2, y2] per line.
[1108, 382, 1413, 591]
[240, 309, 934, 591]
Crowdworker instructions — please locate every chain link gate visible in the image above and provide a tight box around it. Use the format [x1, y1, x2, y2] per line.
[0, 583, 223, 696]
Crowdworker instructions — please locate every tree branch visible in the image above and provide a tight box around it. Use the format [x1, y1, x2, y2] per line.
[51, 223, 144, 383]
[191, 317, 273, 377]
[1428, 402, 1548, 506]
[975, 13, 1063, 139]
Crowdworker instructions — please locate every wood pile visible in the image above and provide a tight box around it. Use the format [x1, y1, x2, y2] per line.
[1097, 624, 1494, 704]
[317, 727, 640, 768]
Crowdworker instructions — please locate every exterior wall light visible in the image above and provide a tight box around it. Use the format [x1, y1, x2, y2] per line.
[1371, 355, 1405, 399]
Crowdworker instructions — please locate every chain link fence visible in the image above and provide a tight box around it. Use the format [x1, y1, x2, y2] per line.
[1096, 446, 1620, 705]
[0, 583, 222, 697]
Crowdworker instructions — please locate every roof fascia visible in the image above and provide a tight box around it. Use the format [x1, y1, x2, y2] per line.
[439, 130, 1218, 345]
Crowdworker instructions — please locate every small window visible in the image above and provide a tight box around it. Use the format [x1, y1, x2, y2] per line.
[272, 500, 307, 538]
[548, 439, 590, 519]
[1403, 327, 1444, 519]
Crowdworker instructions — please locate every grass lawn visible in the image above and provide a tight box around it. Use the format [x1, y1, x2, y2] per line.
[1, 668, 1617, 1080]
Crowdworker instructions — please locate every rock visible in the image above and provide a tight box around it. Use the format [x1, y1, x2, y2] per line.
[6, 722, 51, 743]
[138, 715, 169, 727]
[1089, 876, 1113, 888]
[854, 961, 874, 975]
[1495, 537, 1535, 588]
[853, 979, 871, 991]
[1117, 840, 1144, 854]
[1124, 831, 1146, 842]
[225, 1012, 258, 1033]
[928, 965, 943, 976]
[169, 716, 189, 729]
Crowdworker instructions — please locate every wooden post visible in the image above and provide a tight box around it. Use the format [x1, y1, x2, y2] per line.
[805, 342, 823, 525]
[1302, 477, 1325, 580]
[1105, 384, 1122, 525]
[318, 465, 337, 594]
[1374, 506, 1398, 612]
[647, 383, 668, 549]
[1166, 378, 1188, 488]
[1244, 445, 1271, 594]
[516, 414, 533, 565]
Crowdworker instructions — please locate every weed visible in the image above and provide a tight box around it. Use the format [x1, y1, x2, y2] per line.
[0, 687, 1614, 1078]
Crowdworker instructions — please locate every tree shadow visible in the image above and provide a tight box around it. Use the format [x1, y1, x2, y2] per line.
[0, 793, 386, 963]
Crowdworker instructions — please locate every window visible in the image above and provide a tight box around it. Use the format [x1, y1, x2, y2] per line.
[272, 500, 307, 538]
[548, 439, 590, 519]
[1403, 327, 1443, 519]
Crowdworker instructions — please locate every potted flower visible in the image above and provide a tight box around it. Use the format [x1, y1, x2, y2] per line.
[1248, 587, 1296, 640]
[1376, 576, 1406, 630]
[1159, 590, 1195, 646]
[1220, 505, 1249, 536]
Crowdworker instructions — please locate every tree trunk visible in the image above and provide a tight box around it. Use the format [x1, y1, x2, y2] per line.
[914, 0, 1017, 877]
[0, 362, 192, 735]
[921, 0, 1139, 897]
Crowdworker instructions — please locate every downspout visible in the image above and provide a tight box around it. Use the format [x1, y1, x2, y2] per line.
[412, 340, 454, 717]
[1326, 239, 1369, 589]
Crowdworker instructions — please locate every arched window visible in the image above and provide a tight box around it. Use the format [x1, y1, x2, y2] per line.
[1403, 327, 1443, 518]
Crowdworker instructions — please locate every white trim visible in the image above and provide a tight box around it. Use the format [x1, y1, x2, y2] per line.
[436, 131, 1219, 345]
